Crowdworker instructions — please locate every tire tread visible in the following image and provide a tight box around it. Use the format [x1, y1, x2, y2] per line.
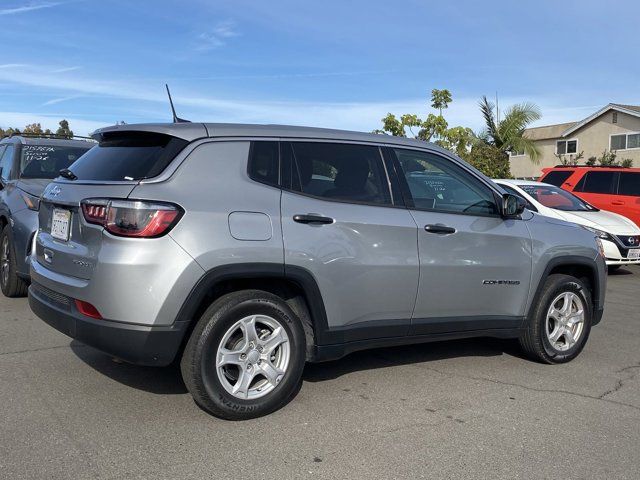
[0, 226, 28, 298]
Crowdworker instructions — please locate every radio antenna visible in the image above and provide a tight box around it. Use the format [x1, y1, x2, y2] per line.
[165, 84, 190, 123]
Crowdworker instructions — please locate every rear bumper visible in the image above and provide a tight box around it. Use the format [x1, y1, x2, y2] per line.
[29, 283, 189, 366]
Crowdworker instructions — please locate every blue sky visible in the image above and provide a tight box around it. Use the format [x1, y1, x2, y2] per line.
[1, 0, 639, 135]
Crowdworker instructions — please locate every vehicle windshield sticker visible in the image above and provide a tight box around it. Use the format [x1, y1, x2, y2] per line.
[21, 145, 56, 170]
[20, 145, 82, 173]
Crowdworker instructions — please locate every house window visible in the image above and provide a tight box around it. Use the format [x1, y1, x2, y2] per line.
[556, 139, 577, 155]
[610, 132, 640, 150]
[612, 112, 618, 124]
[510, 149, 525, 157]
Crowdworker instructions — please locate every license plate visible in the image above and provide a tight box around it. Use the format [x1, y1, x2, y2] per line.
[51, 208, 71, 241]
[628, 249, 640, 260]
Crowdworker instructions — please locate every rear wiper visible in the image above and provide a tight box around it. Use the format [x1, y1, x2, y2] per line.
[59, 169, 77, 180]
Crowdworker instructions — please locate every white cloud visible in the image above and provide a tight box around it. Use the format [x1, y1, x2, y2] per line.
[0, 64, 621, 134]
[0, 64, 30, 69]
[51, 66, 82, 74]
[42, 94, 83, 106]
[197, 20, 239, 51]
[0, 2, 63, 16]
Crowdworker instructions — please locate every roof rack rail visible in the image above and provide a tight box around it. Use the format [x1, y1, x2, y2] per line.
[1, 132, 95, 141]
[552, 164, 632, 169]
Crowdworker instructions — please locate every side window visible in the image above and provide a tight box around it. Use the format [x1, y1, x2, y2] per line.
[248, 141, 279, 187]
[289, 142, 391, 205]
[0, 145, 15, 181]
[393, 148, 499, 215]
[575, 171, 617, 194]
[619, 173, 640, 196]
[541, 170, 573, 187]
[500, 184, 538, 212]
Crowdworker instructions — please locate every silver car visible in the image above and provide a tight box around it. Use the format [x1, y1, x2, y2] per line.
[28, 123, 607, 419]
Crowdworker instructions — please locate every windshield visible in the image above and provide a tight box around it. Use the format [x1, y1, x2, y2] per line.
[20, 144, 92, 179]
[519, 184, 597, 212]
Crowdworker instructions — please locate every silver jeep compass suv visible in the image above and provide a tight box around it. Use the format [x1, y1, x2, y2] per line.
[29, 123, 607, 419]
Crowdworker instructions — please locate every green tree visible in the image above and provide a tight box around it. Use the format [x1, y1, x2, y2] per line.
[1, 127, 21, 137]
[435, 125, 476, 157]
[23, 123, 48, 135]
[430, 88, 452, 116]
[56, 119, 73, 139]
[478, 96, 541, 162]
[375, 89, 475, 152]
[462, 143, 512, 178]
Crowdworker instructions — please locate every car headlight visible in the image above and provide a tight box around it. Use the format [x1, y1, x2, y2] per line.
[582, 225, 611, 241]
[595, 238, 606, 258]
[20, 192, 40, 211]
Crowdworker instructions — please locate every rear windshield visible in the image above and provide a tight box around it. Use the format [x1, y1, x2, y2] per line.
[20, 144, 92, 179]
[67, 132, 188, 181]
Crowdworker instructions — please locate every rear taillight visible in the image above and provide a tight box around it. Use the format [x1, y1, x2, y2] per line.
[81, 199, 182, 238]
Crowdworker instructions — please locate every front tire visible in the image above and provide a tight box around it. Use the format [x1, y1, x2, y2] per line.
[180, 290, 306, 420]
[0, 225, 28, 298]
[519, 274, 592, 364]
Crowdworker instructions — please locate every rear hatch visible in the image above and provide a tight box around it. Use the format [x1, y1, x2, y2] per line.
[35, 130, 192, 280]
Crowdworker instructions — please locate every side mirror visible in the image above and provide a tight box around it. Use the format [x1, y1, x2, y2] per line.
[502, 193, 526, 218]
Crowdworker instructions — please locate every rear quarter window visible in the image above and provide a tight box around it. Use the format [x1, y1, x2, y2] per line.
[540, 170, 573, 187]
[248, 141, 279, 186]
[619, 172, 640, 196]
[68, 132, 188, 181]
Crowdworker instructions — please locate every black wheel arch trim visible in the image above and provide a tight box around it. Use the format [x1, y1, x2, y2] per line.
[0, 211, 10, 227]
[173, 263, 332, 348]
[530, 255, 604, 321]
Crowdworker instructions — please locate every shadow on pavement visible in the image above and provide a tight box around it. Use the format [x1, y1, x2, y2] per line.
[608, 267, 635, 276]
[303, 337, 522, 382]
[70, 336, 521, 393]
[70, 340, 187, 395]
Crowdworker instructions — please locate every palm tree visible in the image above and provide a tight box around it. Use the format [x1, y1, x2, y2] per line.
[478, 96, 541, 162]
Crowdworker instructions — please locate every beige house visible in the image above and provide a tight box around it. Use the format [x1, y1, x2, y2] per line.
[510, 104, 640, 178]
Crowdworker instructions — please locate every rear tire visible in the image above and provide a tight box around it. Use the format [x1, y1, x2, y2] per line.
[0, 225, 28, 298]
[180, 290, 306, 420]
[519, 274, 592, 364]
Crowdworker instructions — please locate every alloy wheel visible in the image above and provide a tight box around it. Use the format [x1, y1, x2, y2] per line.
[546, 292, 585, 351]
[216, 314, 290, 400]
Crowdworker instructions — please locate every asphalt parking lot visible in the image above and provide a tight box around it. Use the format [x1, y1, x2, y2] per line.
[1, 267, 639, 480]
